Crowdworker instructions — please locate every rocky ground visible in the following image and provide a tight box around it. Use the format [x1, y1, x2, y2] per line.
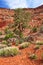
[0, 5, 43, 65]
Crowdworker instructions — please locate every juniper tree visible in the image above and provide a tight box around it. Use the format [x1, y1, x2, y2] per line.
[14, 8, 31, 39]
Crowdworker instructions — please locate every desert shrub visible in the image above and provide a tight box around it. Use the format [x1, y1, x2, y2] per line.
[29, 54, 37, 59]
[0, 32, 2, 35]
[14, 9, 31, 40]
[0, 49, 4, 56]
[32, 27, 37, 33]
[2, 41, 8, 45]
[19, 38, 25, 44]
[14, 29, 20, 35]
[39, 26, 43, 33]
[34, 45, 40, 50]
[14, 8, 31, 24]
[4, 32, 14, 40]
[3, 49, 11, 56]
[24, 36, 34, 42]
[5, 28, 11, 34]
[36, 40, 43, 45]
[15, 37, 25, 46]
[0, 46, 19, 57]
[15, 39, 19, 46]
[19, 42, 30, 49]
[9, 47, 19, 55]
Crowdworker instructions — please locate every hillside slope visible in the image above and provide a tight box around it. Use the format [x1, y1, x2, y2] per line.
[0, 5, 43, 28]
[0, 5, 43, 65]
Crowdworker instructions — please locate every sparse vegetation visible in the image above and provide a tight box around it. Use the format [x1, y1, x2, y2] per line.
[32, 26, 37, 33]
[0, 32, 2, 35]
[4, 32, 14, 40]
[29, 54, 37, 59]
[0, 46, 19, 57]
[2, 41, 8, 45]
[36, 40, 43, 45]
[15, 39, 19, 46]
[34, 45, 40, 50]
[14, 9, 31, 41]
[5, 28, 11, 34]
[24, 36, 34, 42]
[19, 42, 30, 49]
[0, 6, 43, 65]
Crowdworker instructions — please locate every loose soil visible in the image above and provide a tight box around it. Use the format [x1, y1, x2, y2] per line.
[0, 44, 43, 65]
[0, 5, 43, 65]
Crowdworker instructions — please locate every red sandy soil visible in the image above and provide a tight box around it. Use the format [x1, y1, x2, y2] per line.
[0, 22, 7, 28]
[0, 5, 43, 65]
[0, 44, 43, 65]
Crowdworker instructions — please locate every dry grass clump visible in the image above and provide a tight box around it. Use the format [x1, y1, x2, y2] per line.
[19, 42, 30, 49]
[0, 46, 19, 57]
[36, 40, 43, 45]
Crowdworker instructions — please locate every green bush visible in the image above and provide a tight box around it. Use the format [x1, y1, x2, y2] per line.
[0, 32, 2, 35]
[15, 38, 25, 46]
[19, 42, 30, 49]
[5, 29, 11, 34]
[34, 45, 40, 50]
[0, 46, 19, 57]
[32, 27, 37, 33]
[29, 54, 37, 59]
[10, 47, 19, 55]
[4, 32, 14, 40]
[36, 40, 43, 45]
[0, 49, 4, 56]
[24, 36, 34, 42]
[19, 38, 25, 44]
[3, 49, 11, 56]
[14, 9, 31, 40]
[15, 39, 19, 46]
[2, 41, 8, 45]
